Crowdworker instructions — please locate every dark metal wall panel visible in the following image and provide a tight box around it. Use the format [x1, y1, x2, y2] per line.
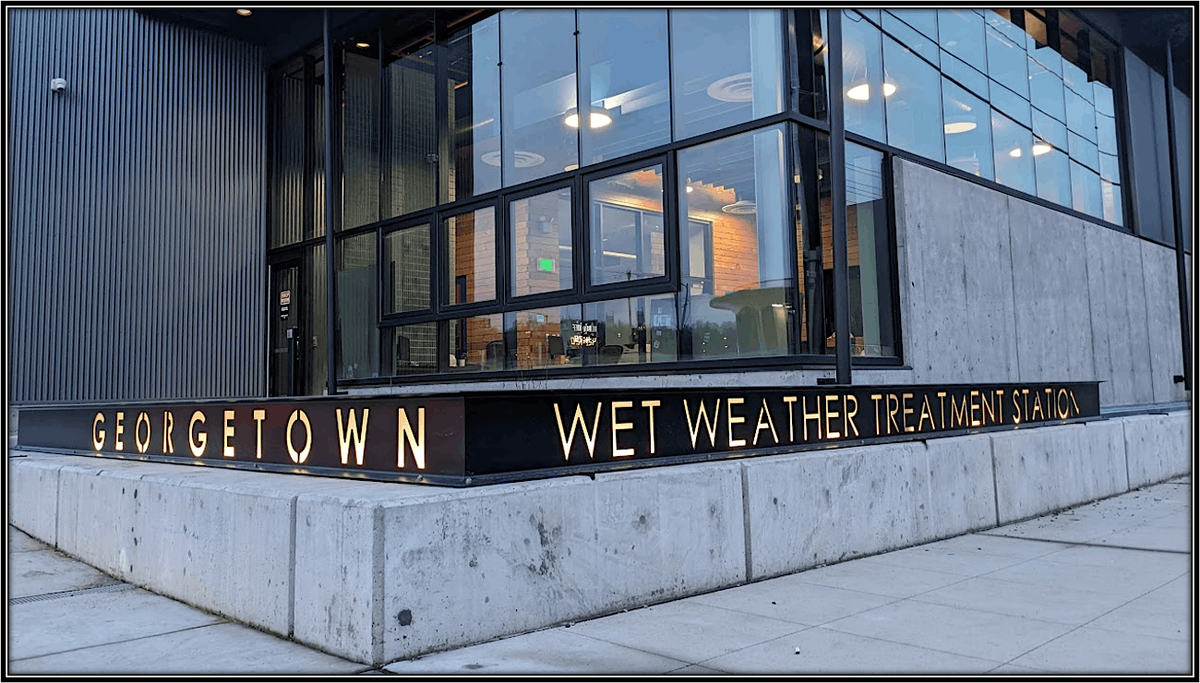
[8, 9, 266, 403]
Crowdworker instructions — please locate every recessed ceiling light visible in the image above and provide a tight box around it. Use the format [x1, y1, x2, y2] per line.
[236, 8, 252, 17]
[1032, 142, 1052, 155]
[356, 42, 370, 49]
[883, 82, 897, 97]
[563, 108, 612, 129]
[686, 185, 694, 193]
[944, 121, 977, 134]
[1009, 148, 1023, 157]
[721, 199, 757, 215]
[846, 83, 870, 101]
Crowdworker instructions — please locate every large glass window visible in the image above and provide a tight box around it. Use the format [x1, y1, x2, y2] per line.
[336, 234, 380, 380]
[942, 79, 993, 179]
[450, 314, 504, 371]
[883, 35, 944, 162]
[505, 305, 583, 371]
[447, 14, 501, 202]
[510, 186, 573, 297]
[588, 165, 666, 286]
[992, 110, 1036, 196]
[670, 10, 784, 140]
[444, 207, 496, 305]
[383, 223, 431, 314]
[500, 10, 578, 186]
[841, 11, 886, 142]
[577, 10, 671, 164]
[677, 125, 792, 360]
[343, 48, 380, 230]
[382, 15, 438, 219]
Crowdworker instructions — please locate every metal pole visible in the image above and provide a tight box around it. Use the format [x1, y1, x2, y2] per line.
[323, 10, 338, 396]
[1163, 39, 1192, 392]
[827, 10, 852, 385]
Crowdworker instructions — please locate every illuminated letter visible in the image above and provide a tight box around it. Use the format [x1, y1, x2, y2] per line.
[727, 397, 746, 447]
[1031, 392, 1044, 420]
[611, 401, 634, 458]
[1070, 390, 1080, 415]
[900, 393, 914, 433]
[969, 390, 981, 426]
[801, 395, 822, 441]
[163, 411, 175, 454]
[286, 410, 311, 464]
[223, 410, 236, 458]
[397, 407, 425, 470]
[980, 391, 996, 425]
[782, 396, 798, 441]
[753, 398, 779, 446]
[1012, 391, 1022, 424]
[189, 411, 207, 458]
[951, 394, 969, 428]
[870, 394, 884, 434]
[996, 390, 1006, 423]
[641, 400, 660, 454]
[253, 410, 266, 459]
[886, 394, 900, 435]
[825, 395, 842, 439]
[91, 412, 105, 451]
[135, 412, 151, 454]
[918, 395, 935, 432]
[336, 407, 371, 466]
[683, 398, 721, 449]
[844, 394, 860, 437]
[553, 402, 603, 460]
[936, 392, 947, 429]
[1057, 388, 1069, 419]
[114, 411, 125, 451]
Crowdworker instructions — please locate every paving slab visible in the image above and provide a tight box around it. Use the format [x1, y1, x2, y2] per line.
[861, 540, 1034, 576]
[925, 532, 1071, 558]
[1037, 543, 1191, 576]
[9, 548, 120, 598]
[1084, 574, 1192, 642]
[383, 627, 688, 675]
[979, 555, 1187, 600]
[1008, 626, 1192, 674]
[8, 622, 365, 675]
[1091, 520, 1192, 552]
[791, 557, 968, 598]
[910, 576, 1131, 625]
[8, 527, 48, 553]
[682, 575, 896, 627]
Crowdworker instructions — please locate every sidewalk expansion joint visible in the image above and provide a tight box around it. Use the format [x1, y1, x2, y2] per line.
[976, 532, 1189, 555]
[9, 582, 135, 606]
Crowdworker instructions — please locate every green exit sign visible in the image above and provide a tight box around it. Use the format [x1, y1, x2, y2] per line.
[538, 258, 555, 272]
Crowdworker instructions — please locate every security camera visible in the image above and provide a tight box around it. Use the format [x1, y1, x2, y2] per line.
[50, 78, 66, 93]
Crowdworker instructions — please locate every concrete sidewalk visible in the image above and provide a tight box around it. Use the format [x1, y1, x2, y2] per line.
[7, 477, 1192, 676]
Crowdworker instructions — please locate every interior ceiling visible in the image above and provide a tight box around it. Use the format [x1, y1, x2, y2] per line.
[1079, 8, 1192, 96]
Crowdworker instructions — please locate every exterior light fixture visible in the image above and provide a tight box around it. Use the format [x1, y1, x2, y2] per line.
[1032, 142, 1052, 156]
[564, 107, 612, 129]
[355, 42, 370, 49]
[236, 8, 252, 16]
[1009, 147, 1023, 157]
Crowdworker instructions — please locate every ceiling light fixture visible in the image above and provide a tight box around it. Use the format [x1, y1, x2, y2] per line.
[1009, 148, 1023, 158]
[1032, 142, 1052, 156]
[686, 185, 694, 193]
[943, 120, 977, 134]
[356, 42, 370, 49]
[846, 82, 896, 101]
[721, 199, 757, 215]
[564, 107, 612, 129]
[236, 8, 252, 16]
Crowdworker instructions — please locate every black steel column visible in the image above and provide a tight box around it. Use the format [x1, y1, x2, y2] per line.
[827, 10, 851, 385]
[323, 10, 338, 396]
[1163, 40, 1192, 391]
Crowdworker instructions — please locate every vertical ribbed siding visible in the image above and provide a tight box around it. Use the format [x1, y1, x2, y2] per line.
[9, 10, 266, 403]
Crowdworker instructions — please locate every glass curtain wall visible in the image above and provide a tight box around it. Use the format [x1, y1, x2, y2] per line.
[840, 9, 1126, 226]
[267, 8, 910, 391]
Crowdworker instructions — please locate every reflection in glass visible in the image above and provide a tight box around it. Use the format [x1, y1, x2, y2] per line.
[1064, 87, 1096, 142]
[383, 16, 438, 218]
[582, 296, 678, 365]
[937, 9, 986, 72]
[991, 110, 1035, 195]
[445, 208, 496, 305]
[1028, 55, 1066, 123]
[511, 187, 573, 297]
[1034, 147, 1071, 206]
[883, 35, 944, 162]
[383, 323, 437, 376]
[670, 9, 783, 140]
[942, 79, 993, 178]
[590, 165, 665, 286]
[383, 224, 431, 314]
[336, 233, 379, 380]
[500, 10, 578, 185]
[989, 81, 1031, 128]
[449, 314, 504, 371]
[985, 24, 1028, 99]
[843, 143, 895, 357]
[677, 125, 791, 359]
[842, 11, 886, 142]
[1070, 160, 1102, 219]
[343, 49, 380, 229]
[447, 14, 500, 202]
[1068, 132, 1099, 172]
[505, 305, 583, 370]
[270, 57, 308, 247]
[1101, 179, 1123, 226]
[890, 9, 937, 40]
[305, 244, 328, 395]
[578, 10, 670, 164]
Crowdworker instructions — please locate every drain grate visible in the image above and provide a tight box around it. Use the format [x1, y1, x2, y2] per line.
[10, 582, 135, 605]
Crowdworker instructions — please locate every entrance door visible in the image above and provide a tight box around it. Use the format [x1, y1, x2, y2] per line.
[270, 262, 302, 396]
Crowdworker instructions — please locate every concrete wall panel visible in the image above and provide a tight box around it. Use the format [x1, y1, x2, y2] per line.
[1140, 241, 1186, 402]
[1083, 227, 1155, 405]
[991, 424, 1100, 523]
[923, 434, 998, 533]
[7, 455, 63, 544]
[1006, 200, 1094, 384]
[894, 159, 1019, 384]
[1123, 412, 1192, 488]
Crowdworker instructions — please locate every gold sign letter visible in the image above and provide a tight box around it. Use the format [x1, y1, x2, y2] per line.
[336, 407, 371, 466]
[286, 409, 311, 464]
[397, 407, 425, 470]
[727, 397, 746, 447]
[223, 410, 236, 458]
[683, 398, 721, 449]
[135, 412, 151, 454]
[163, 411, 175, 454]
[114, 411, 125, 451]
[91, 412, 105, 451]
[553, 402, 603, 460]
[189, 411, 207, 458]
[641, 400, 660, 454]
[253, 410, 266, 459]
[611, 401, 634, 458]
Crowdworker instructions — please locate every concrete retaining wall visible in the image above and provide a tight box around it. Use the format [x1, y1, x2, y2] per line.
[8, 408, 1189, 666]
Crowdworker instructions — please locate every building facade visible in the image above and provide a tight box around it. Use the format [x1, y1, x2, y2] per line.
[7, 6, 1193, 666]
